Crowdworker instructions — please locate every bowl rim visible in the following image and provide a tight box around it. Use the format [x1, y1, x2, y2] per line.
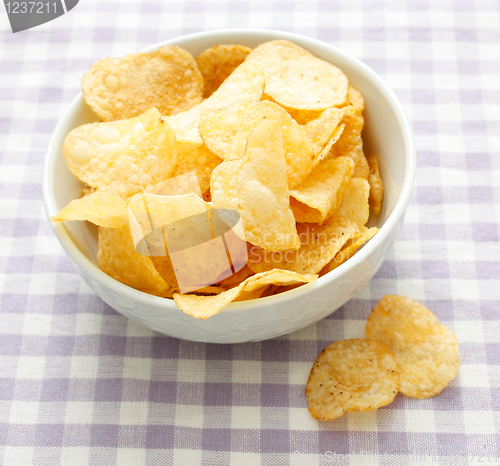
[42, 28, 416, 313]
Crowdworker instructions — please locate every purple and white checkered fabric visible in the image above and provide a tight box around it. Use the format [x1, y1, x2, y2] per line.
[1, 0, 499, 464]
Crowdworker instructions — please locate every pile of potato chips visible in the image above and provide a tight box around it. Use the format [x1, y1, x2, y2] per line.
[306, 295, 460, 420]
[51, 39, 384, 319]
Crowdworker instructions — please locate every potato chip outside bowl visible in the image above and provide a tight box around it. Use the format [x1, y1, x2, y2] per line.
[42, 29, 416, 344]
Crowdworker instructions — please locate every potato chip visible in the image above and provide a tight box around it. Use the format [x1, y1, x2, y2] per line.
[278, 105, 324, 126]
[143, 171, 203, 198]
[216, 263, 254, 288]
[50, 191, 128, 228]
[196, 44, 252, 98]
[211, 118, 299, 251]
[219, 119, 255, 163]
[305, 107, 348, 157]
[234, 285, 271, 302]
[63, 108, 176, 200]
[257, 285, 280, 297]
[200, 101, 314, 187]
[365, 295, 460, 399]
[342, 84, 364, 112]
[367, 153, 384, 214]
[189, 286, 228, 295]
[290, 156, 355, 224]
[320, 227, 378, 275]
[306, 339, 399, 421]
[206, 204, 249, 278]
[129, 193, 248, 293]
[246, 40, 348, 110]
[82, 46, 204, 121]
[170, 141, 222, 195]
[333, 177, 370, 228]
[128, 193, 207, 232]
[261, 94, 333, 127]
[265, 283, 303, 296]
[128, 191, 183, 290]
[247, 216, 359, 275]
[154, 288, 177, 299]
[173, 269, 317, 319]
[329, 85, 369, 179]
[150, 255, 179, 290]
[127, 192, 207, 255]
[97, 225, 169, 294]
[164, 60, 265, 144]
[313, 124, 345, 166]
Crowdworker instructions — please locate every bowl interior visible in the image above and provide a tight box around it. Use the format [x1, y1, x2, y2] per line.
[43, 29, 414, 310]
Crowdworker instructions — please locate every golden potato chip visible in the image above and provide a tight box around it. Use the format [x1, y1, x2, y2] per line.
[211, 118, 299, 251]
[278, 105, 324, 126]
[313, 124, 345, 166]
[199, 101, 302, 162]
[306, 339, 398, 421]
[366, 295, 460, 399]
[342, 84, 364, 112]
[97, 225, 169, 294]
[196, 44, 252, 98]
[367, 153, 384, 214]
[247, 215, 359, 275]
[173, 269, 317, 319]
[320, 227, 378, 275]
[82, 186, 97, 196]
[333, 177, 370, 228]
[150, 255, 178, 290]
[260, 94, 332, 127]
[63, 108, 176, 200]
[164, 60, 265, 144]
[190, 286, 228, 295]
[265, 283, 303, 296]
[128, 193, 206, 233]
[305, 107, 348, 157]
[82, 46, 204, 121]
[329, 85, 369, 179]
[216, 264, 254, 288]
[234, 285, 271, 302]
[154, 288, 176, 299]
[129, 189, 202, 270]
[199, 101, 314, 187]
[257, 285, 280, 297]
[128, 193, 248, 293]
[50, 191, 128, 228]
[246, 40, 348, 110]
[206, 204, 249, 277]
[128, 193, 211, 279]
[143, 171, 203, 198]
[170, 141, 222, 195]
[127, 192, 207, 255]
[262, 103, 346, 166]
[219, 118, 254, 162]
[290, 156, 355, 224]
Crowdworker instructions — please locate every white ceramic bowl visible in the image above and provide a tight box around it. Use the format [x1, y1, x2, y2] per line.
[42, 29, 416, 344]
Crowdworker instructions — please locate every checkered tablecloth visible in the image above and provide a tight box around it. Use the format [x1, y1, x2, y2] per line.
[1, 0, 499, 464]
